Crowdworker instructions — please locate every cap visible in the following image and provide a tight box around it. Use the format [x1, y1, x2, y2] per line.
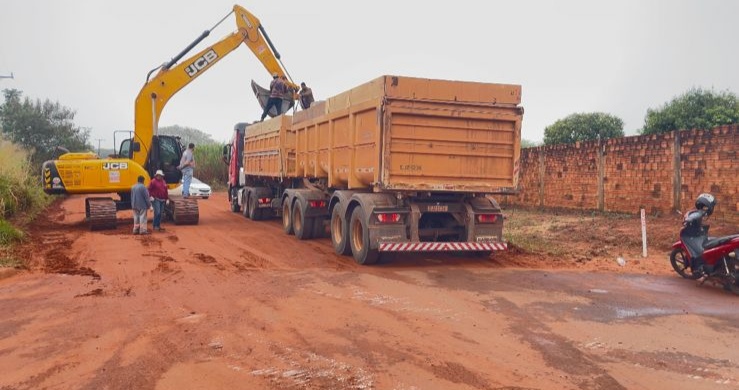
[155, 169, 164, 177]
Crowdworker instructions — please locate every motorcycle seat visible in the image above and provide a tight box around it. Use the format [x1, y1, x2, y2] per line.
[703, 234, 739, 250]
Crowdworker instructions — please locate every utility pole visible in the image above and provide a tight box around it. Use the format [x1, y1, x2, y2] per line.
[0, 72, 14, 80]
[95, 138, 104, 156]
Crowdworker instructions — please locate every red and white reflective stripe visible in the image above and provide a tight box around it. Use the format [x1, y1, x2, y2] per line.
[378, 242, 508, 252]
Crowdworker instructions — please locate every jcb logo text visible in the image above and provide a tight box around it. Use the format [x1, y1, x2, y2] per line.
[185, 50, 218, 78]
[103, 162, 128, 170]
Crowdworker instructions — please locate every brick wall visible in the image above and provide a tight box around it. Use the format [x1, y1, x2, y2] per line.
[503, 125, 739, 224]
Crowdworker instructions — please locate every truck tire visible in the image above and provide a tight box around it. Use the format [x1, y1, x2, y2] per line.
[229, 187, 240, 212]
[331, 206, 352, 255]
[349, 207, 379, 265]
[282, 198, 294, 235]
[248, 194, 262, 221]
[241, 193, 250, 219]
[292, 201, 314, 240]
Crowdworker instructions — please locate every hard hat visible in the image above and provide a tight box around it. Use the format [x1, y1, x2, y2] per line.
[155, 169, 164, 177]
[272, 72, 278, 78]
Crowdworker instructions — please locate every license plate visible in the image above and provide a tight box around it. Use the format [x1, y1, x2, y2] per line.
[427, 205, 448, 212]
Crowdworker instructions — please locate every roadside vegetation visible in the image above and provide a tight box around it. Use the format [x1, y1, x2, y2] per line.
[1, 88, 88, 267]
[160, 125, 227, 188]
[193, 143, 228, 189]
[0, 136, 52, 266]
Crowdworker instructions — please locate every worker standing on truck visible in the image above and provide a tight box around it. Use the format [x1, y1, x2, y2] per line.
[178, 143, 196, 198]
[299, 82, 314, 109]
[131, 175, 152, 235]
[260, 73, 286, 121]
[148, 170, 169, 232]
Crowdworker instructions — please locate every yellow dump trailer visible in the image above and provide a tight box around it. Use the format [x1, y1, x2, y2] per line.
[224, 75, 523, 264]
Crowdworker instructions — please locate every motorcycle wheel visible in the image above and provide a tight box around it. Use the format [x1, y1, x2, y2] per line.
[670, 248, 701, 280]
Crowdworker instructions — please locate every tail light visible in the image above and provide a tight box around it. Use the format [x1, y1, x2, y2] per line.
[476, 214, 499, 223]
[258, 197, 271, 204]
[377, 213, 401, 223]
[309, 200, 326, 208]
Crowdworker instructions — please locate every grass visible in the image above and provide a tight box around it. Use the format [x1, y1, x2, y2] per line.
[194, 143, 228, 190]
[0, 219, 24, 246]
[0, 137, 52, 262]
[0, 252, 23, 268]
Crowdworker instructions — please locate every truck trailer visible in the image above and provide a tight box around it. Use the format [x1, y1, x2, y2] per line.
[223, 75, 523, 264]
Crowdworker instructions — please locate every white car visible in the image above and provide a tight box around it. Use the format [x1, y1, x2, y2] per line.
[168, 177, 211, 199]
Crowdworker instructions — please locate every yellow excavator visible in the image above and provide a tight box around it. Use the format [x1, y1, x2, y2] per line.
[42, 5, 300, 230]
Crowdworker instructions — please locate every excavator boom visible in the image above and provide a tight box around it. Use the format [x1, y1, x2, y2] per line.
[133, 4, 297, 166]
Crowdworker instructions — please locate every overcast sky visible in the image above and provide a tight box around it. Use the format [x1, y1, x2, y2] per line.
[1, 0, 737, 148]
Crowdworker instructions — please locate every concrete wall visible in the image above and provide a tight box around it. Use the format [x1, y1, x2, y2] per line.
[502, 125, 738, 224]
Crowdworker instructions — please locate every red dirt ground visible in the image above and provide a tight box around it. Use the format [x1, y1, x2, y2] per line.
[0, 193, 737, 390]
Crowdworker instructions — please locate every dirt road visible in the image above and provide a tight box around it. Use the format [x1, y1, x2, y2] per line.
[1, 194, 737, 390]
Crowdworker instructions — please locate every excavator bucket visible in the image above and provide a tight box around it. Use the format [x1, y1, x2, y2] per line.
[251, 80, 294, 118]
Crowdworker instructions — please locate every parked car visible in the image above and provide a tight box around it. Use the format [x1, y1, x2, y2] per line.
[168, 177, 211, 199]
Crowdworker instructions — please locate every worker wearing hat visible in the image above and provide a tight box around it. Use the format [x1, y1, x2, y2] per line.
[147, 169, 169, 232]
[260, 72, 287, 121]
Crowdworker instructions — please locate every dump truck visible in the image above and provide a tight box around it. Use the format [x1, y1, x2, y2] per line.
[223, 75, 523, 264]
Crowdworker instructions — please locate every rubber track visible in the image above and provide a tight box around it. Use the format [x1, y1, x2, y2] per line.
[86, 198, 117, 231]
[171, 198, 199, 225]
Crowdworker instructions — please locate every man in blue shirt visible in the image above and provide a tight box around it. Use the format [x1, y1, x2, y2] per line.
[178, 143, 196, 198]
[131, 175, 152, 234]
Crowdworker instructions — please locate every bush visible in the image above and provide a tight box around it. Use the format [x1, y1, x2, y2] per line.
[194, 143, 227, 189]
[0, 136, 51, 224]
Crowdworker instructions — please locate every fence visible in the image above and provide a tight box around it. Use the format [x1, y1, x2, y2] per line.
[502, 125, 738, 224]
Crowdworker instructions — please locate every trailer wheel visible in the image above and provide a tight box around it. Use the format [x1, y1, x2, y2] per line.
[241, 194, 250, 219]
[282, 198, 294, 235]
[248, 194, 262, 221]
[292, 201, 314, 240]
[331, 206, 351, 255]
[349, 207, 379, 265]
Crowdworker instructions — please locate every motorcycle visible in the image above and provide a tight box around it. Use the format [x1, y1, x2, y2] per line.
[669, 208, 739, 294]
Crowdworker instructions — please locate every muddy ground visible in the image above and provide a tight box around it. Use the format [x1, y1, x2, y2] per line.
[0, 193, 737, 390]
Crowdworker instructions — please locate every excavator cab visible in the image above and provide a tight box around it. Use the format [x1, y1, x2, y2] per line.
[116, 134, 184, 186]
[147, 135, 184, 185]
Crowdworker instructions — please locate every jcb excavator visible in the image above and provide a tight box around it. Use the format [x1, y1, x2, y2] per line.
[42, 5, 300, 230]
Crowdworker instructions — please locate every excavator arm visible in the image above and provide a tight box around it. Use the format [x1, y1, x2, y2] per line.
[132, 5, 298, 166]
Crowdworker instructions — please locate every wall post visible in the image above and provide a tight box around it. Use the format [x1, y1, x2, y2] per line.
[597, 140, 605, 211]
[538, 151, 545, 207]
[672, 130, 682, 212]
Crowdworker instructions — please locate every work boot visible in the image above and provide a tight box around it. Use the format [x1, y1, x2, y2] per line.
[691, 257, 706, 277]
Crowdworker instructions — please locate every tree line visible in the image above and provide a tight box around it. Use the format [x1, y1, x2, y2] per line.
[540, 88, 739, 146]
[2, 87, 737, 159]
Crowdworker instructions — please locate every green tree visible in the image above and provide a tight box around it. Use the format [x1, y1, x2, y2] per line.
[160, 125, 217, 146]
[641, 88, 739, 135]
[543, 112, 624, 145]
[0, 89, 90, 165]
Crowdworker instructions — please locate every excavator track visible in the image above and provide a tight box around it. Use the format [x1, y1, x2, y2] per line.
[168, 197, 199, 225]
[85, 197, 117, 231]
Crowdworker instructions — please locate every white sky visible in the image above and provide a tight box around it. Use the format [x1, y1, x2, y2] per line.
[1, 0, 737, 148]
